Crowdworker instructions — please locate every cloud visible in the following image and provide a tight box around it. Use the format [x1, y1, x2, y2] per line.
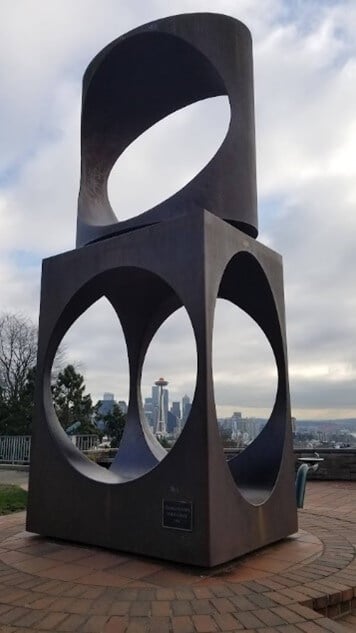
[0, 0, 355, 418]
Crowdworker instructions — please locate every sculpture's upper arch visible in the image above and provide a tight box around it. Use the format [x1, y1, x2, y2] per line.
[77, 13, 258, 247]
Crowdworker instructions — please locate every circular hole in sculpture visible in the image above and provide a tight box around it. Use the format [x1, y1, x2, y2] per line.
[213, 298, 278, 455]
[141, 307, 197, 451]
[108, 96, 230, 220]
[51, 297, 129, 467]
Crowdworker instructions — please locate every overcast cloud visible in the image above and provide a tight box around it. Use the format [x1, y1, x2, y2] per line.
[0, 0, 355, 420]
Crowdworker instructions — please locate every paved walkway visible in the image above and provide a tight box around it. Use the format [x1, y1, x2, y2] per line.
[0, 481, 356, 631]
[0, 468, 29, 489]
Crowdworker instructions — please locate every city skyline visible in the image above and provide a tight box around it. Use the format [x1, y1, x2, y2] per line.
[98, 383, 192, 438]
[97, 389, 356, 449]
[1, 1, 355, 421]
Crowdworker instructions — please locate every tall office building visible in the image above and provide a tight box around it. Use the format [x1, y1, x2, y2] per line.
[231, 411, 242, 439]
[182, 394, 191, 424]
[118, 400, 127, 414]
[144, 397, 153, 428]
[291, 416, 296, 436]
[171, 401, 181, 420]
[95, 393, 116, 431]
[163, 388, 169, 429]
[230, 412, 258, 444]
[166, 410, 178, 435]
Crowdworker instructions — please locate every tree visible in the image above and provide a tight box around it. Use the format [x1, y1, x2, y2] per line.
[0, 313, 37, 403]
[96, 402, 126, 448]
[0, 366, 36, 435]
[0, 386, 8, 430]
[157, 435, 171, 450]
[0, 314, 37, 435]
[0, 313, 96, 437]
[52, 364, 96, 434]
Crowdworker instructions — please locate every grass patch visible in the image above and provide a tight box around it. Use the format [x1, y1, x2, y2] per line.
[0, 484, 27, 515]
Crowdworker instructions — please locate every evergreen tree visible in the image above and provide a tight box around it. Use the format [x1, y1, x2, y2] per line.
[52, 364, 96, 434]
[97, 402, 126, 448]
[157, 435, 171, 450]
[0, 366, 36, 435]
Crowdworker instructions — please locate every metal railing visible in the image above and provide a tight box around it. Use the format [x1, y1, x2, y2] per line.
[0, 436, 31, 464]
[71, 435, 99, 451]
[0, 434, 99, 464]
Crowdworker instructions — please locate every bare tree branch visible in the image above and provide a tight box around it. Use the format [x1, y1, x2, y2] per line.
[0, 312, 37, 402]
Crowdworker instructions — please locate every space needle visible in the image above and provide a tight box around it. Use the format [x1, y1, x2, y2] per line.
[155, 377, 168, 438]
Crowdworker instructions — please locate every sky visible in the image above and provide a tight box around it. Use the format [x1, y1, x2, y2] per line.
[0, 0, 355, 421]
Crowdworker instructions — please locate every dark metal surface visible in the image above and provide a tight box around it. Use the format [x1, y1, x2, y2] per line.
[27, 210, 297, 566]
[27, 13, 297, 567]
[77, 12, 258, 247]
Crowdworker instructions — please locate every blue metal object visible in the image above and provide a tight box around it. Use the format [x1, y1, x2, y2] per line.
[296, 463, 309, 508]
[295, 454, 324, 508]
[65, 421, 81, 435]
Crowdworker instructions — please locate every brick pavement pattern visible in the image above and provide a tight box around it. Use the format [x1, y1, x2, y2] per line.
[0, 482, 356, 631]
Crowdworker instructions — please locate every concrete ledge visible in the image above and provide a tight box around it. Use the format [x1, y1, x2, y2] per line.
[294, 448, 356, 481]
[0, 463, 29, 471]
[225, 447, 356, 481]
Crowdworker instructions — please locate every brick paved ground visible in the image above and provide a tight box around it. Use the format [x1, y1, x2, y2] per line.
[0, 481, 356, 632]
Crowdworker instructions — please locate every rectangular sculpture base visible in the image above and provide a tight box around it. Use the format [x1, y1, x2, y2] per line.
[27, 210, 298, 567]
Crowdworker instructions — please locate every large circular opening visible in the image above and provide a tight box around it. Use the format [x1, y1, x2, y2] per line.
[214, 251, 286, 505]
[108, 96, 230, 220]
[213, 298, 278, 452]
[51, 297, 129, 467]
[47, 267, 198, 483]
[140, 307, 197, 451]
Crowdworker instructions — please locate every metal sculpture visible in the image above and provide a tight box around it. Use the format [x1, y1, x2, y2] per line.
[27, 13, 297, 567]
